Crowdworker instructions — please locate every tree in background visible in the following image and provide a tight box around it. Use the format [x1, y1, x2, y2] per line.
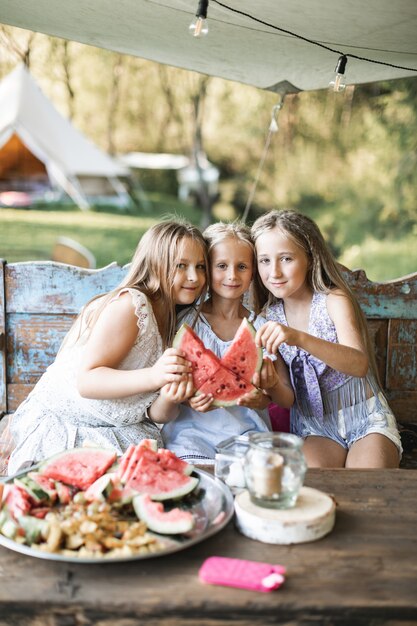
[0, 25, 415, 279]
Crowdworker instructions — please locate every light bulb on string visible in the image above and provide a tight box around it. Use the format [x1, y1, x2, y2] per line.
[329, 55, 348, 92]
[269, 103, 282, 133]
[189, 0, 209, 38]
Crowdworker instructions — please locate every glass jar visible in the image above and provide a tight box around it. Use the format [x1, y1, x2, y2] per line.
[215, 435, 249, 493]
[244, 432, 307, 509]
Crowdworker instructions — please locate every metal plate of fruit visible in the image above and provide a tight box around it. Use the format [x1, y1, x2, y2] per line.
[0, 443, 234, 563]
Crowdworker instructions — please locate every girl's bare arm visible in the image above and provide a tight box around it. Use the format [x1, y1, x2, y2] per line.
[77, 293, 190, 399]
[256, 291, 368, 377]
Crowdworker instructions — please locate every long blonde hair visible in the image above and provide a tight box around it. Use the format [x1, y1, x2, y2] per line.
[79, 219, 208, 347]
[251, 209, 379, 380]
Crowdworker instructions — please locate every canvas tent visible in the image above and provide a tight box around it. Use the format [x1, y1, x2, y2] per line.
[0, 1, 416, 92]
[0, 64, 130, 209]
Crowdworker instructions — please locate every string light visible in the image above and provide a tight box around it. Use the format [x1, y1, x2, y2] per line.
[329, 55, 348, 92]
[189, 0, 209, 38]
[210, 0, 417, 80]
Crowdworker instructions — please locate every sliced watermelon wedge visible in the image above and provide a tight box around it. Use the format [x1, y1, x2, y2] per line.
[197, 365, 257, 407]
[84, 472, 117, 502]
[221, 318, 263, 383]
[39, 447, 117, 490]
[173, 318, 262, 407]
[173, 324, 221, 390]
[133, 494, 195, 534]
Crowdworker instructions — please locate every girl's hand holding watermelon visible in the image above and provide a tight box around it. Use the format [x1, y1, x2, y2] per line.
[188, 392, 215, 413]
[160, 376, 195, 404]
[149, 348, 193, 388]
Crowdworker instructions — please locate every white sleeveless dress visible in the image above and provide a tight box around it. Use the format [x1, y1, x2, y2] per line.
[8, 289, 163, 475]
[162, 310, 272, 464]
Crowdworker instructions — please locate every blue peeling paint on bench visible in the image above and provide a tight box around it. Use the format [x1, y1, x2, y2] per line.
[0, 260, 416, 428]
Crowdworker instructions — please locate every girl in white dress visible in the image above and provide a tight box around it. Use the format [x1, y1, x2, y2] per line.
[161, 222, 294, 464]
[8, 220, 208, 475]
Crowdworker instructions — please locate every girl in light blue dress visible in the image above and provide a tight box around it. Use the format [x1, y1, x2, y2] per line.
[161, 222, 294, 464]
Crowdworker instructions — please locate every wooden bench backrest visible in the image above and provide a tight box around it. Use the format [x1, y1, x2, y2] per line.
[0, 261, 127, 414]
[0, 261, 416, 424]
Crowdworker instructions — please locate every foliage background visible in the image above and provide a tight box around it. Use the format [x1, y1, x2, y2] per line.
[0, 26, 416, 280]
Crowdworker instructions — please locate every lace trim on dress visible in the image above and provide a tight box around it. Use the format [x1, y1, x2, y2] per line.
[112, 288, 153, 336]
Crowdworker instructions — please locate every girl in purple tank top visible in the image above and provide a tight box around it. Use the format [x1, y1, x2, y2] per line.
[251, 209, 402, 468]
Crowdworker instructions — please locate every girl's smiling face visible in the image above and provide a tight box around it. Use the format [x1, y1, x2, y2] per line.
[210, 238, 253, 301]
[255, 227, 311, 300]
[172, 238, 207, 305]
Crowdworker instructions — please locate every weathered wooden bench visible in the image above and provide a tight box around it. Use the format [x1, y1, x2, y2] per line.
[0, 260, 416, 466]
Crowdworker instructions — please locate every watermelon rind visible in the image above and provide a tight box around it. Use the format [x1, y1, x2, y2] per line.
[14, 477, 49, 504]
[84, 473, 116, 502]
[132, 494, 195, 534]
[18, 515, 49, 544]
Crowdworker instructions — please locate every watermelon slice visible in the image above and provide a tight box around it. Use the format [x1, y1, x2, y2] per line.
[197, 366, 257, 407]
[173, 324, 221, 389]
[84, 472, 117, 502]
[173, 318, 263, 407]
[221, 318, 263, 383]
[120, 444, 198, 500]
[133, 494, 195, 534]
[39, 447, 117, 490]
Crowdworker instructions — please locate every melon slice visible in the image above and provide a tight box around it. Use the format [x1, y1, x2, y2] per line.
[133, 494, 195, 534]
[27, 472, 57, 502]
[117, 444, 197, 500]
[197, 365, 257, 407]
[39, 447, 117, 490]
[173, 324, 221, 389]
[126, 464, 199, 501]
[157, 448, 193, 476]
[221, 318, 263, 383]
[84, 472, 117, 502]
[173, 319, 262, 407]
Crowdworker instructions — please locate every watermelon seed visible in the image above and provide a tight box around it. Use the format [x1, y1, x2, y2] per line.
[240, 356, 246, 362]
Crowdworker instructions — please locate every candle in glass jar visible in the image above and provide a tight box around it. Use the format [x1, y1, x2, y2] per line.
[249, 449, 284, 497]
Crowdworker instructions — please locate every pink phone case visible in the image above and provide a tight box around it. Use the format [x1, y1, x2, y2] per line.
[198, 556, 286, 592]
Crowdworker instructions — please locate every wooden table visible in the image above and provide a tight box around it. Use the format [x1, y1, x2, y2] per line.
[0, 469, 416, 625]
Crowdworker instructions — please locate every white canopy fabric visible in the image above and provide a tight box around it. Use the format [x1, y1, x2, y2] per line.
[0, 1, 416, 92]
[0, 64, 129, 208]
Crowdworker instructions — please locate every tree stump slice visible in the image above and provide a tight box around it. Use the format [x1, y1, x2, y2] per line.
[234, 486, 336, 545]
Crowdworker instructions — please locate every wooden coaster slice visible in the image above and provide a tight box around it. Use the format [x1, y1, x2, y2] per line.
[234, 487, 336, 545]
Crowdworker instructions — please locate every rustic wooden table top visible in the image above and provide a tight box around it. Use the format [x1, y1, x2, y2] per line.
[0, 469, 416, 626]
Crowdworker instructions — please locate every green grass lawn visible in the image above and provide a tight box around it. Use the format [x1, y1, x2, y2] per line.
[0, 195, 204, 268]
[339, 231, 417, 282]
[1, 202, 415, 281]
